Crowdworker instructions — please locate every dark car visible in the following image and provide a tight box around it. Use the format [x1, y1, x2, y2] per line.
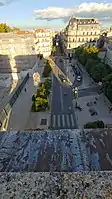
[59, 74, 66, 83]
[89, 108, 97, 116]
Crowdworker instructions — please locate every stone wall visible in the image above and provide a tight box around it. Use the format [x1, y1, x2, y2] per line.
[0, 33, 37, 73]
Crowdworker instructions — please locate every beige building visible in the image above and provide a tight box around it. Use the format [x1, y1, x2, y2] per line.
[63, 17, 100, 56]
[0, 32, 37, 73]
[34, 29, 53, 57]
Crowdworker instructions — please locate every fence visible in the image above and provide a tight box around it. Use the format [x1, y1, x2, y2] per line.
[0, 73, 29, 130]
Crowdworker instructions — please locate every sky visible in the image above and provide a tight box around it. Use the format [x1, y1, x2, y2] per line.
[0, 0, 112, 30]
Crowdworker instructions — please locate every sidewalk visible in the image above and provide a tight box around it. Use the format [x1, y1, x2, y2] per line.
[7, 77, 38, 131]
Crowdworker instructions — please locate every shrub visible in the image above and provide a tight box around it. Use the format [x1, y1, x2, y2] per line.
[31, 78, 51, 112]
[42, 61, 52, 77]
[84, 120, 105, 129]
[32, 94, 37, 102]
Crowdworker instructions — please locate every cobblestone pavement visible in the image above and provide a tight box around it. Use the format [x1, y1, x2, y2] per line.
[0, 129, 112, 172]
[0, 172, 112, 199]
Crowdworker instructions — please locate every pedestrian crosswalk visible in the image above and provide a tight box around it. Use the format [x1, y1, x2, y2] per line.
[50, 114, 76, 129]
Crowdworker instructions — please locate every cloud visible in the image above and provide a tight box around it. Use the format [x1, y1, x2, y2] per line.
[0, 0, 17, 6]
[34, 2, 112, 26]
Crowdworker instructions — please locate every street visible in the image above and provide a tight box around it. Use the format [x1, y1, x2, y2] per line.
[50, 46, 77, 129]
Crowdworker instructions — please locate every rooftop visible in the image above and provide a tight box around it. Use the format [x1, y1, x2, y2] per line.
[0, 129, 112, 172]
[69, 17, 99, 26]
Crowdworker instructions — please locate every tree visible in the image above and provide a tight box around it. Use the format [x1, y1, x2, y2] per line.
[84, 121, 105, 129]
[36, 97, 48, 110]
[84, 46, 99, 54]
[52, 46, 56, 55]
[79, 53, 86, 65]
[102, 74, 112, 102]
[0, 23, 12, 33]
[90, 63, 109, 82]
[42, 61, 52, 77]
[85, 59, 98, 73]
[44, 79, 51, 90]
[12, 27, 20, 31]
[75, 46, 83, 58]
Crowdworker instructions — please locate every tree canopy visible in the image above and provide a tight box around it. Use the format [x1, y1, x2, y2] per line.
[0, 23, 20, 33]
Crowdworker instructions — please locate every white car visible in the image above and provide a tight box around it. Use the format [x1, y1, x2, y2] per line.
[77, 76, 81, 81]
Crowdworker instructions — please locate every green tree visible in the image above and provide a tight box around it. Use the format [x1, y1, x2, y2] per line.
[52, 46, 56, 54]
[102, 74, 112, 102]
[90, 63, 109, 82]
[42, 61, 52, 77]
[36, 97, 48, 110]
[12, 27, 20, 31]
[0, 23, 12, 33]
[84, 121, 105, 129]
[44, 79, 51, 90]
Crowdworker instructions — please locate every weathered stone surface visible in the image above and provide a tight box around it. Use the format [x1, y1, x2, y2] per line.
[0, 33, 37, 73]
[0, 129, 112, 172]
[0, 172, 112, 199]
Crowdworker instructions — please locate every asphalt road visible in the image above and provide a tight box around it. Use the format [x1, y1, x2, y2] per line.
[50, 47, 78, 130]
[78, 86, 101, 98]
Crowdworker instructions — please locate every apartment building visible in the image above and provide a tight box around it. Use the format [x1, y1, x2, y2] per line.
[0, 32, 37, 73]
[63, 17, 100, 56]
[34, 29, 53, 57]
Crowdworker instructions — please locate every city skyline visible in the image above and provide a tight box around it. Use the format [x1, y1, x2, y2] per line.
[0, 0, 112, 30]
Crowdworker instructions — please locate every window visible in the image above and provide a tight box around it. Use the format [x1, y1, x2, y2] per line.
[82, 38, 84, 42]
[95, 32, 96, 35]
[83, 32, 85, 35]
[73, 38, 75, 42]
[78, 38, 80, 42]
[69, 44, 71, 48]
[87, 32, 88, 35]
[91, 32, 92, 35]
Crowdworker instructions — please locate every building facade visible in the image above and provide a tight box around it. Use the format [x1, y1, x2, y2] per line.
[63, 17, 100, 56]
[34, 29, 53, 57]
[0, 32, 37, 73]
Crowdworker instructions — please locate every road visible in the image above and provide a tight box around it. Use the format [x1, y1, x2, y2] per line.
[50, 46, 78, 130]
[78, 86, 102, 98]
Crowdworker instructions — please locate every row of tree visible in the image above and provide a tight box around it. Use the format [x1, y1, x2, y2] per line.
[75, 46, 112, 102]
[32, 79, 51, 112]
[0, 23, 20, 33]
[42, 60, 52, 77]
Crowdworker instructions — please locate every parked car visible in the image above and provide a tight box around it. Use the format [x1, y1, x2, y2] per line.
[89, 108, 97, 116]
[77, 76, 81, 81]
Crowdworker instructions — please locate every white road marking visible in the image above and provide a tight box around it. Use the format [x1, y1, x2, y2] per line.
[62, 115, 65, 127]
[70, 114, 75, 126]
[66, 115, 70, 127]
[58, 115, 61, 127]
[52, 115, 56, 127]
